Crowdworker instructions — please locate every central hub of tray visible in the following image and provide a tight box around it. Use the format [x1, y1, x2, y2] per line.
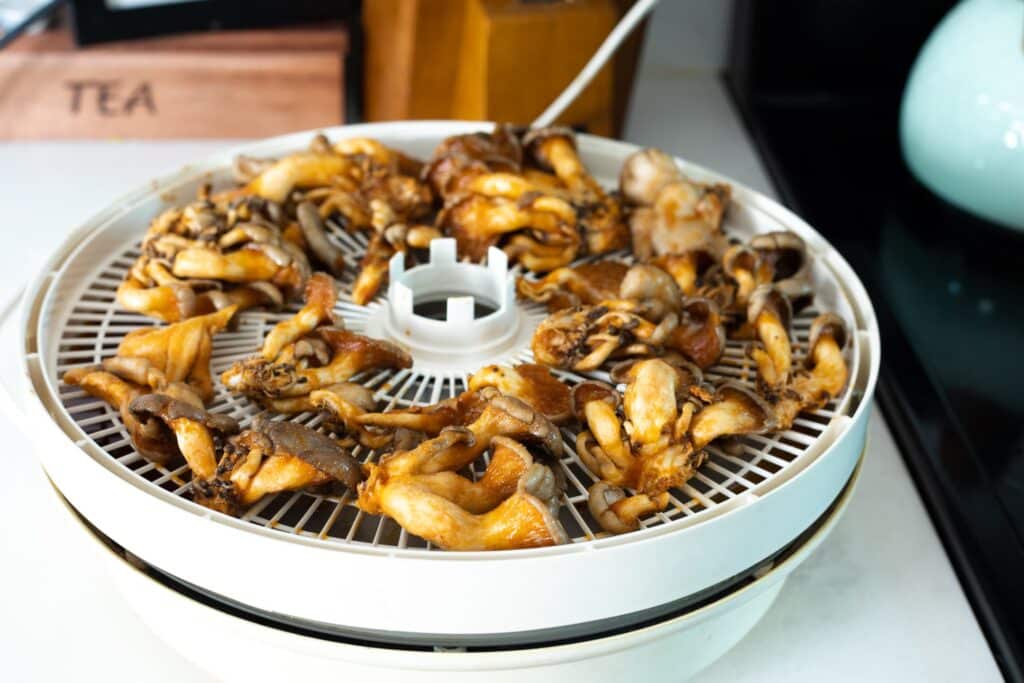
[377, 238, 524, 365]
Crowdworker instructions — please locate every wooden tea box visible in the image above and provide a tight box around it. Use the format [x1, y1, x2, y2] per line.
[0, 25, 349, 139]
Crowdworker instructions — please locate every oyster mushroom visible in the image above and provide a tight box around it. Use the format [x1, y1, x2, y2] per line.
[572, 381, 634, 485]
[357, 388, 492, 436]
[666, 297, 727, 370]
[467, 363, 572, 424]
[516, 260, 629, 311]
[296, 202, 347, 277]
[245, 152, 354, 203]
[747, 286, 793, 389]
[722, 244, 773, 307]
[438, 191, 580, 267]
[687, 381, 779, 452]
[193, 417, 363, 516]
[350, 230, 398, 306]
[425, 125, 523, 197]
[790, 313, 849, 409]
[116, 279, 197, 323]
[62, 367, 178, 464]
[628, 177, 731, 261]
[393, 436, 538, 515]
[309, 382, 392, 449]
[523, 126, 630, 255]
[750, 231, 813, 311]
[616, 263, 684, 321]
[619, 148, 681, 206]
[376, 393, 562, 479]
[108, 305, 237, 403]
[650, 251, 713, 296]
[222, 327, 412, 401]
[359, 459, 567, 551]
[197, 281, 283, 315]
[260, 272, 337, 360]
[128, 393, 240, 481]
[588, 482, 669, 535]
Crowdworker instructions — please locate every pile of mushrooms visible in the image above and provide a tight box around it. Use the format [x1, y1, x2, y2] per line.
[65, 127, 851, 550]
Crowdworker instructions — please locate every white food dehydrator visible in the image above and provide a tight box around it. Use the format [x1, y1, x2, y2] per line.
[6, 122, 880, 681]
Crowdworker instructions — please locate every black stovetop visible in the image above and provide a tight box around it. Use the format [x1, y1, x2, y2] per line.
[728, 82, 1024, 681]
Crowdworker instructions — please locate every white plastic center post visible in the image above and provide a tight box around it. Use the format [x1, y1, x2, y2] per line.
[384, 238, 519, 356]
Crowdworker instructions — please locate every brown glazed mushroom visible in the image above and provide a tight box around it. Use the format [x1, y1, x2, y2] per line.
[260, 272, 337, 360]
[571, 361, 782, 533]
[516, 260, 629, 311]
[467, 363, 573, 424]
[62, 367, 185, 465]
[222, 328, 412, 402]
[763, 312, 850, 429]
[128, 393, 240, 481]
[356, 391, 567, 550]
[193, 417, 363, 516]
[245, 152, 355, 203]
[309, 382, 393, 449]
[666, 298, 727, 370]
[749, 231, 813, 311]
[523, 126, 630, 255]
[627, 178, 731, 262]
[371, 393, 562, 480]
[357, 397, 568, 552]
[437, 190, 580, 269]
[106, 305, 237, 403]
[722, 244, 774, 308]
[619, 148, 682, 205]
[747, 285, 793, 389]
[356, 388, 494, 437]
[359, 457, 567, 551]
[650, 251, 714, 296]
[296, 202, 347, 277]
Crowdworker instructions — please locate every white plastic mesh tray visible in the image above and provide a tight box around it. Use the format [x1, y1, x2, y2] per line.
[54, 222, 856, 551]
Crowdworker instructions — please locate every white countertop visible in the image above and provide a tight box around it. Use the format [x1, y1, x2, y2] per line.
[0, 75, 1002, 682]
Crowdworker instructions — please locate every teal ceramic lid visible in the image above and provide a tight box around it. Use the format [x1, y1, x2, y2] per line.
[900, 0, 1024, 232]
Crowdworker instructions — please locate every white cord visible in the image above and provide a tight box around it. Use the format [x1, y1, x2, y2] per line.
[532, 0, 662, 129]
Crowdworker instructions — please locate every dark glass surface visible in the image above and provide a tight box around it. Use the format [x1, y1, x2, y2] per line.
[728, 1, 1024, 678]
[731, 83, 1024, 683]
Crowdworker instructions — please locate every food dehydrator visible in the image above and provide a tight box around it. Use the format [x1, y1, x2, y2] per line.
[6, 122, 880, 680]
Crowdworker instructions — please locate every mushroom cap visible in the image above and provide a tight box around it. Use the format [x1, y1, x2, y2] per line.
[747, 285, 793, 330]
[486, 394, 563, 458]
[570, 380, 620, 421]
[587, 482, 635, 535]
[129, 393, 240, 435]
[618, 148, 681, 205]
[250, 416, 364, 490]
[807, 312, 849, 360]
[713, 381, 779, 433]
[314, 327, 413, 371]
[297, 203, 347, 277]
[671, 297, 727, 369]
[316, 382, 379, 412]
[521, 126, 577, 167]
[609, 353, 703, 391]
[619, 263, 683, 309]
[722, 244, 761, 277]
[749, 231, 809, 281]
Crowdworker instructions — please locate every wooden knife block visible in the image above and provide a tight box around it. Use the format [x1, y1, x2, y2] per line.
[365, 0, 641, 136]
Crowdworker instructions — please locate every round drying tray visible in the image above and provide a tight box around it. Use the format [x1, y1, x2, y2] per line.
[14, 121, 880, 641]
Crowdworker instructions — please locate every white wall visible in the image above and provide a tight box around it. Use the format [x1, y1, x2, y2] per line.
[639, 0, 736, 73]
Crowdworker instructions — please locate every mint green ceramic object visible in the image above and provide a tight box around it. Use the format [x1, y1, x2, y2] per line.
[900, 0, 1024, 231]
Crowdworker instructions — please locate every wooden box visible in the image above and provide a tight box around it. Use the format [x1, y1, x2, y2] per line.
[0, 25, 349, 140]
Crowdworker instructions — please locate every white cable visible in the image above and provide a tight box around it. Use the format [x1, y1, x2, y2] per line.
[532, 0, 662, 129]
